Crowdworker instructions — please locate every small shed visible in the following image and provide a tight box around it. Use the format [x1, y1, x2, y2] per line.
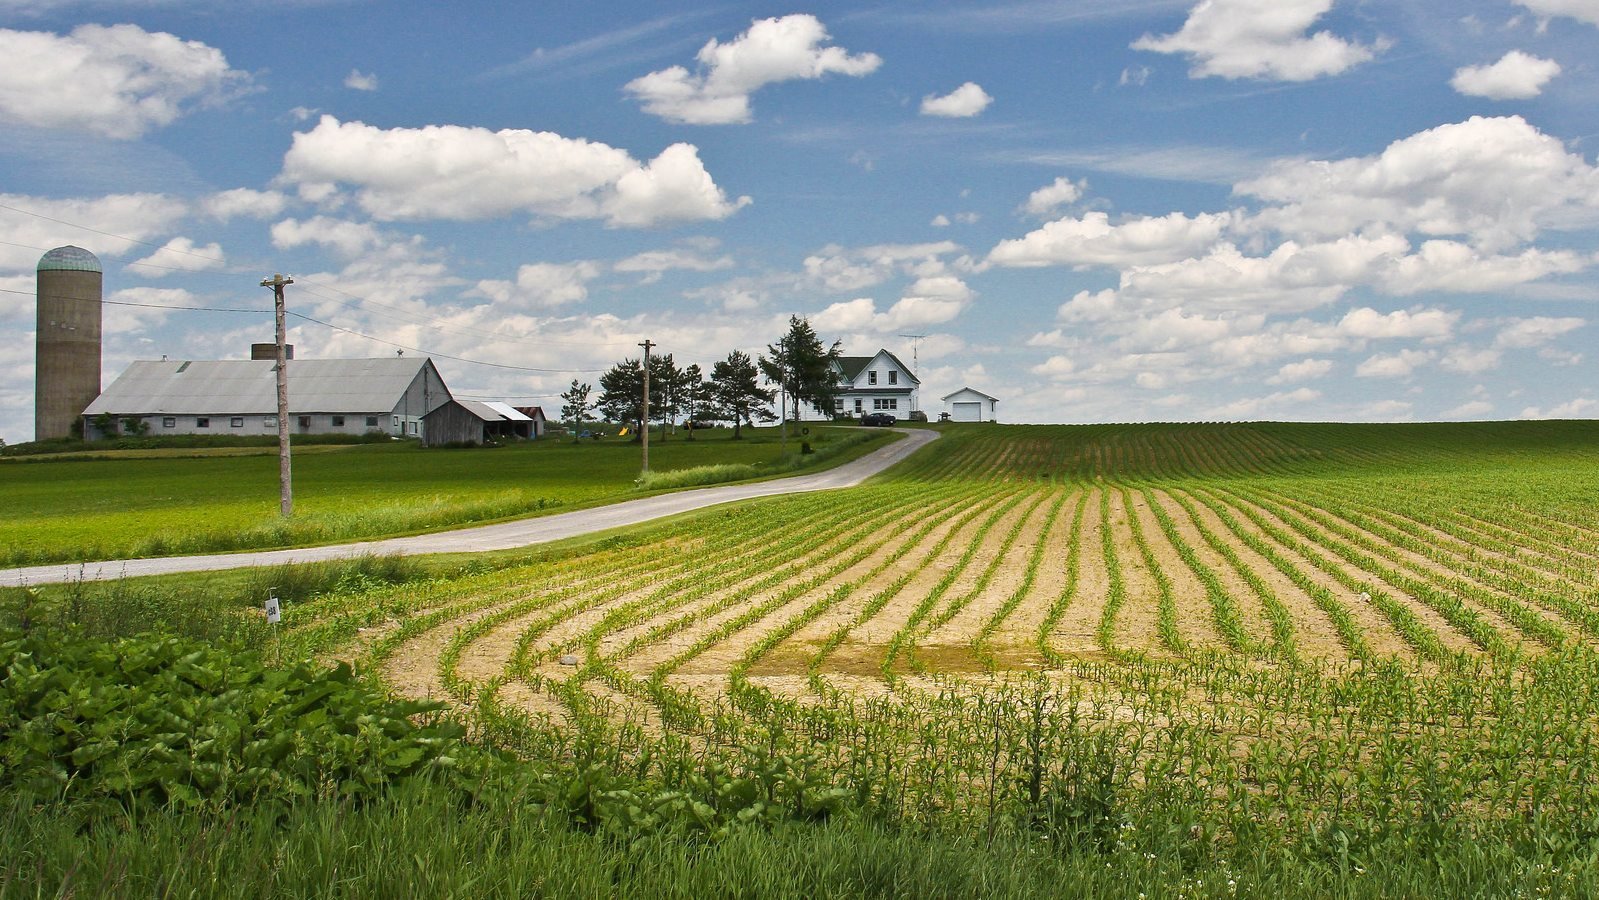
[512, 406, 548, 438]
[941, 387, 998, 423]
[422, 400, 534, 446]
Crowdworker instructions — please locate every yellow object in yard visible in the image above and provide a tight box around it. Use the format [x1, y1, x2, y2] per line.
[618, 426, 629, 437]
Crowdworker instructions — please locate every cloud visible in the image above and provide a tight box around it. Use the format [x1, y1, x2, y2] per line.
[344, 69, 379, 91]
[1493, 315, 1584, 348]
[1336, 306, 1459, 340]
[1520, 397, 1597, 419]
[1378, 241, 1588, 294]
[624, 14, 880, 124]
[474, 261, 603, 309]
[920, 82, 993, 117]
[270, 216, 385, 259]
[614, 244, 735, 283]
[279, 116, 750, 227]
[0, 24, 247, 138]
[1267, 358, 1333, 384]
[1237, 116, 1599, 252]
[1021, 176, 1084, 216]
[803, 241, 962, 292]
[1132, 0, 1380, 82]
[988, 210, 1231, 268]
[1451, 51, 1560, 99]
[1207, 387, 1321, 420]
[1515, 1, 1599, 28]
[812, 274, 975, 332]
[0, 192, 187, 273]
[1442, 399, 1494, 419]
[1356, 348, 1434, 378]
[1030, 355, 1077, 380]
[200, 188, 287, 222]
[129, 237, 225, 277]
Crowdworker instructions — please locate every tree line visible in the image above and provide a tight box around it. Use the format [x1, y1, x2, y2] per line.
[559, 316, 844, 441]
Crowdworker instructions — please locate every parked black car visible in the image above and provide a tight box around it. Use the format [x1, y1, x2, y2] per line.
[860, 412, 896, 426]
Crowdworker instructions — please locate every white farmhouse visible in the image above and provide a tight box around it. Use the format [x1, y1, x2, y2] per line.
[82, 356, 452, 440]
[942, 387, 998, 422]
[831, 349, 920, 419]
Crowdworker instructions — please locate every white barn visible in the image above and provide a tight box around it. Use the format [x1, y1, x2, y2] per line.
[82, 357, 452, 440]
[831, 349, 920, 419]
[942, 387, 998, 423]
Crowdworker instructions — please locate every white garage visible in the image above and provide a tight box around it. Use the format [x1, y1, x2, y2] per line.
[941, 387, 998, 423]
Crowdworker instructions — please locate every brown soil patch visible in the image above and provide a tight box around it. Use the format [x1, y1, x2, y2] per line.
[924, 489, 1063, 652]
[1126, 488, 1226, 651]
[1046, 486, 1108, 658]
[1106, 489, 1167, 656]
[986, 491, 1081, 652]
[1146, 489, 1273, 652]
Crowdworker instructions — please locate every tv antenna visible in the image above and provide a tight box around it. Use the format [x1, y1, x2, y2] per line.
[898, 333, 926, 373]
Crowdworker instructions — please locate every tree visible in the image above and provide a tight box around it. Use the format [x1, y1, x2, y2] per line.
[711, 350, 774, 439]
[679, 363, 707, 440]
[559, 379, 594, 440]
[648, 352, 681, 441]
[759, 316, 843, 423]
[597, 358, 644, 438]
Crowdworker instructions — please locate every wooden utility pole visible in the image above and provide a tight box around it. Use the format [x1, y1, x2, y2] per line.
[638, 339, 655, 475]
[261, 273, 294, 517]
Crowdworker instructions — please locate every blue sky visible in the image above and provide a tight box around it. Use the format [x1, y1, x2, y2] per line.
[2, 0, 1597, 442]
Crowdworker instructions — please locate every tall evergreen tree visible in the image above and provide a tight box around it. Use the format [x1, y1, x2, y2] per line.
[679, 363, 707, 440]
[648, 352, 681, 441]
[597, 358, 644, 438]
[559, 379, 594, 441]
[760, 316, 843, 423]
[710, 350, 773, 439]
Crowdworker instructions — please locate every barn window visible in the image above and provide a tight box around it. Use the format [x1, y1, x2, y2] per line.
[162, 417, 175, 428]
[230, 417, 244, 428]
[195, 417, 209, 428]
[331, 415, 345, 427]
[263, 418, 276, 428]
[408, 421, 418, 435]
[366, 416, 378, 427]
[298, 416, 311, 429]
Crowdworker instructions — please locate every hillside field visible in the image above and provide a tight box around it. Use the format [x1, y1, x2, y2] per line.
[9, 419, 1599, 897]
[0, 425, 884, 565]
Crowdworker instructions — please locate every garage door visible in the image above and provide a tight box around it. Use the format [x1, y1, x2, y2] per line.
[953, 401, 981, 422]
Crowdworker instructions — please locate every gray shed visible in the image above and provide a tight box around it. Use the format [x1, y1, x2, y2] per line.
[422, 400, 535, 446]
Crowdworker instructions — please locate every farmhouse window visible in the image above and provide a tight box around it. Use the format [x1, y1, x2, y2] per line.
[230, 417, 244, 428]
[868, 371, 877, 385]
[889, 371, 898, 385]
[834, 399, 843, 410]
[854, 399, 862, 413]
[162, 417, 175, 428]
[332, 415, 345, 427]
[195, 417, 209, 428]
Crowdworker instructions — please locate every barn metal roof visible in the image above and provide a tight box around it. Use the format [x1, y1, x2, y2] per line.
[83, 358, 443, 415]
[440, 399, 532, 423]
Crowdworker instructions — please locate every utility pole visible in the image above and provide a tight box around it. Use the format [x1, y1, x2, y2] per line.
[638, 339, 655, 474]
[261, 273, 294, 517]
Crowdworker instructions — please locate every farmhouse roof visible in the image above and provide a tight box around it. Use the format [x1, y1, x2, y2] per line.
[83, 357, 444, 416]
[837, 349, 920, 384]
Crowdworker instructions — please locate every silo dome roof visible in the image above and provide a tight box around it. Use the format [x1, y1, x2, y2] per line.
[37, 245, 102, 273]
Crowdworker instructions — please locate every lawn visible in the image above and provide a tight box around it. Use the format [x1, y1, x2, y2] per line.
[0, 425, 887, 564]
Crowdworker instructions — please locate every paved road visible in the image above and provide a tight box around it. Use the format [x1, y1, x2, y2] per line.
[0, 428, 939, 587]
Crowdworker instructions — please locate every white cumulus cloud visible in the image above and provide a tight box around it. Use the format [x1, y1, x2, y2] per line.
[344, 69, 379, 91]
[624, 14, 880, 125]
[279, 116, 750, 227]
[920, 82, 992, 117]
[1132, 0, 1380, 82]
[1021, 177, 1085, 216]
[1515, 0, 1599, 28]
[130, 237, 224, 277]
[0, 24, 246, 138]
[474, 261, 603, 309]
[988, 210, 1231, 268]
[1451, 51, 1561, 99]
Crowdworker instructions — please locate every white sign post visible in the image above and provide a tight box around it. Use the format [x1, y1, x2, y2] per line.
[265, 589, 282, 624]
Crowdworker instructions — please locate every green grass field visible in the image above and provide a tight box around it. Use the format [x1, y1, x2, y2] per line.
[8, 419, 1599, 898]
[0, 426, 885, 565]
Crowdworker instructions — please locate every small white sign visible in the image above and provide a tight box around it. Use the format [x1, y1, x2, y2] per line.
[265, 592, 281, 624]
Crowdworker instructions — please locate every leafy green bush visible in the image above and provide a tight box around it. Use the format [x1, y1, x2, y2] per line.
[0, 627, 484, 812]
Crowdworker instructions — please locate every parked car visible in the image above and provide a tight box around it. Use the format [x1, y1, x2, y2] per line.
[860, 412, 896, 426]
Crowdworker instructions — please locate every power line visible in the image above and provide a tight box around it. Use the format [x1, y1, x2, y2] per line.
[286, 310, 606, 374]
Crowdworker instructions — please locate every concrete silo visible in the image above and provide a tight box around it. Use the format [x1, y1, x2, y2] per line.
[35, 245, 102, 441]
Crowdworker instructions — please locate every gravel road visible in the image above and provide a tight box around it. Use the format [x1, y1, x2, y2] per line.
[0, 427, 939, 587]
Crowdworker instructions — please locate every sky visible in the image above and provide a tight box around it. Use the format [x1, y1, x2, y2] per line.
[2, 0, 1598, 442]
